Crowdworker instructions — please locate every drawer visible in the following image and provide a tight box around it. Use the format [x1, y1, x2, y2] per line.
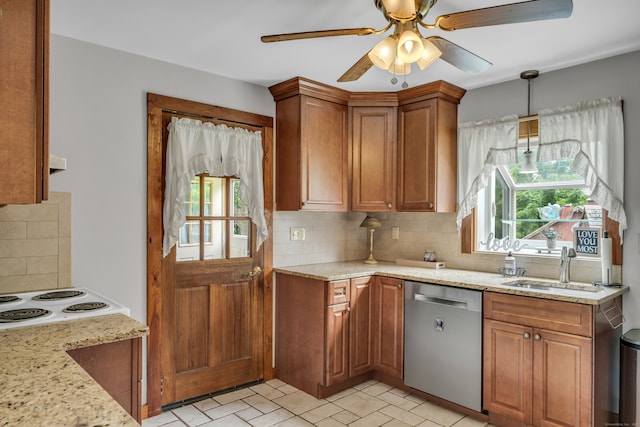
[484, 292, 593, 337]
[326, 279, 350, 306]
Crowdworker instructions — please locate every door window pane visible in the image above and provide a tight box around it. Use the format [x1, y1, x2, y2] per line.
[231, 179, 249, 217]
[230, 220, 250, 258]
[204, 220, 226, 260]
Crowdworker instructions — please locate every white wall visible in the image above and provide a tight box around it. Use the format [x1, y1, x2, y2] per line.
[48, 35, 275, 402]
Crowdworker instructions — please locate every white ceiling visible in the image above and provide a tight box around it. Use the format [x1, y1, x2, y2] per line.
[50, 0, 640, 92]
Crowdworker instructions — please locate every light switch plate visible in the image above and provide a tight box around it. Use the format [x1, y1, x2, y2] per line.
[392, 226, 399, 240]
[290, 227, 305, 241]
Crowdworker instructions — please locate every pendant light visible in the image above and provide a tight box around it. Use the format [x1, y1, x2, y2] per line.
[520, 70, 539, 174]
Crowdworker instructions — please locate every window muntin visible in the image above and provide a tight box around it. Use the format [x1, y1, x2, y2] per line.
[177, 175, 252, 261]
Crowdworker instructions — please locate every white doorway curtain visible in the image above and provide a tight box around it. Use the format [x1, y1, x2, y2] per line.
[163, 117, 268, 257]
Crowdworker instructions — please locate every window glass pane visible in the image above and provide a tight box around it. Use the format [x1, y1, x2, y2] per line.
[230, 220, 250, 258]
[189, 180, 201, 216]
[476, 149, 598, 257]
[203, 177, 213, 216]
[176, 220, 200, 262]
[231, 179, 249, 217]
[209, 177, 225, 216]
[204, 220, 226, 260]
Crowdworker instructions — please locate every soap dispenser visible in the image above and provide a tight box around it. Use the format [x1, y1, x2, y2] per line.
[504, 251, 516, 276]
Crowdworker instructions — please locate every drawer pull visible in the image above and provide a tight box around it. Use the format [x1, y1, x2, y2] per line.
[534, 334, 541, 341]
[524, 332, 530, 339]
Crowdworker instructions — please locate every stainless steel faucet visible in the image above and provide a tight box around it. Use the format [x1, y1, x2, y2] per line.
[559, 246, 577, 283]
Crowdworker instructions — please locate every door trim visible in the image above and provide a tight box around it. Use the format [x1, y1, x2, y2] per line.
[146, 93, 274, 416]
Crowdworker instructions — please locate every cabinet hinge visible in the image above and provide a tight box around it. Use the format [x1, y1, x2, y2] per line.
[160, 375, 164, 395]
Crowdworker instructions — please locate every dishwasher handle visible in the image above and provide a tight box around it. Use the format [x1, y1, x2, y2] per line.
[414, 293, 468, 309]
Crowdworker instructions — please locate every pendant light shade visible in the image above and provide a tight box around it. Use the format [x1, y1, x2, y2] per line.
[520, 70, 539, 174]
[520, 150, 538, 173]
[397, 29, 424, 63]
[388, 56, 411, 75]
[368, 36, 397, 70]
[417, 38, 441, 70]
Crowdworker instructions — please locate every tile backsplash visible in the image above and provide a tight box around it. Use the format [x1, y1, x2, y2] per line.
[0, 192, 71, 294]
[273, 210, 609, 283]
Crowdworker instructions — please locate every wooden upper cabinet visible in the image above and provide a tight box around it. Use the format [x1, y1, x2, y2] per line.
[0, 0, 49, 204]
[270, 78, 349, 211]
[350, 103, 397, 212]
[397, 82, 465, 212]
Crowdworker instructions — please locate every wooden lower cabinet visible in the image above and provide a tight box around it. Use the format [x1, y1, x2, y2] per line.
[276, 273, 402, 398]
[372, 276, 404, 379]
[483, 292, 621, 427]
[67, 337, 142, 423]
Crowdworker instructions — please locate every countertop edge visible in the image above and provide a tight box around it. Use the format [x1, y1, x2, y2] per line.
[274, 262, 628, 305]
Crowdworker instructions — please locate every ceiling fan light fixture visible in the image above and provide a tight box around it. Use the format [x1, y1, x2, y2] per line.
[388, 56, 411, 75]
[397, 30, 424, 63]
[381, 0, 416, 20]
[368, 36, 397, 70]
[416, 38, 441, 70]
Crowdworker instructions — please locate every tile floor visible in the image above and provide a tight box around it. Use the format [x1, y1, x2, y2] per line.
[142, 379, 490, 427]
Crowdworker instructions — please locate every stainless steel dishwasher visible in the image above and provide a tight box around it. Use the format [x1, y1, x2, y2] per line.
[404, 281, 483, 411]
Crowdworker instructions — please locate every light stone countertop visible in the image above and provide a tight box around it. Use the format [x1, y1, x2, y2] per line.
[274, 261, 628, 305]
[0, 313, 149, 427]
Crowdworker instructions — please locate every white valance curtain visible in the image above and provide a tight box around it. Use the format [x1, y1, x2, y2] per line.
[456, 96, 627, 239]
[163, 117, 268, 257]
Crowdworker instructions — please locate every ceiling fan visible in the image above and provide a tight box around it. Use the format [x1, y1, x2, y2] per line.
[261, 0, 573, 83]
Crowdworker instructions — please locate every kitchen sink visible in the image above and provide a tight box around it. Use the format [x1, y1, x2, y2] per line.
[503, 279, 603, 293]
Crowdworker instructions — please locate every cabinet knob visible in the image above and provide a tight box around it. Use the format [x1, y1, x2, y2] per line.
[387, 203, 392, 209]
[524, 332, 531, 339]
[534, 334, 541, 341]
[397, 283, 402, 289]
[428, 202, 434, 209]
[346, 307, 351, 313]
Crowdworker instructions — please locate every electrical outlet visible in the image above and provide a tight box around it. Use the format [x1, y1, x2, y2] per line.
[290, 227, 305, 241]
[392, 226, 400, 240]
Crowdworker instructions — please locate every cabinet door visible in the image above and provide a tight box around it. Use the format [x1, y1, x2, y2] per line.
[68, 338, 142, 423]
[397, 98, 457, 212]
[372, 276, 403, 378]
[300, 96, 348, 211]
[325, 302, 350, 386]
[349, 276, 372, 376]
[483, 319, 533, 425]
[0, 0, 49, 204]
[351, 107, 396, 212]
[532, 329, 592, 427]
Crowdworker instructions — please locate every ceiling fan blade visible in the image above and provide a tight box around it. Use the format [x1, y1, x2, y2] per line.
[436, 0, 573, 31]
[427, 36, 492, 74]
[338, 53, 374, 82]
[261, 28, 376, 43]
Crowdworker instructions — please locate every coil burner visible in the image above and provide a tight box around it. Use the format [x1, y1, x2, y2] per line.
[32, 290, 86, 301]
[0, 295, 21, 304]
[0, 308, 52, 323]
[63, 302, 109, 313]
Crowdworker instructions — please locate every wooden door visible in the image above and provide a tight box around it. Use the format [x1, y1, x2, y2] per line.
[325, 303, 350, 386]
[483, 319, 533, 425]
[533, 329, 592, 427]
[147, 94, 274, 415]
[351, 107, 396, 212]
[372, 276, 404, 378]
[349, 276, 372, 376]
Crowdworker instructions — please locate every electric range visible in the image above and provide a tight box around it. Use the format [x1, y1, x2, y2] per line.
[0, 288, 130, 330]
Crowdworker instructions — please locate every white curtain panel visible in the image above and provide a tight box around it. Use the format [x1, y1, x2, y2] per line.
[456, 114, 519, 230]
[456, 96, 627, 240]
[163, 117, 268, 257]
